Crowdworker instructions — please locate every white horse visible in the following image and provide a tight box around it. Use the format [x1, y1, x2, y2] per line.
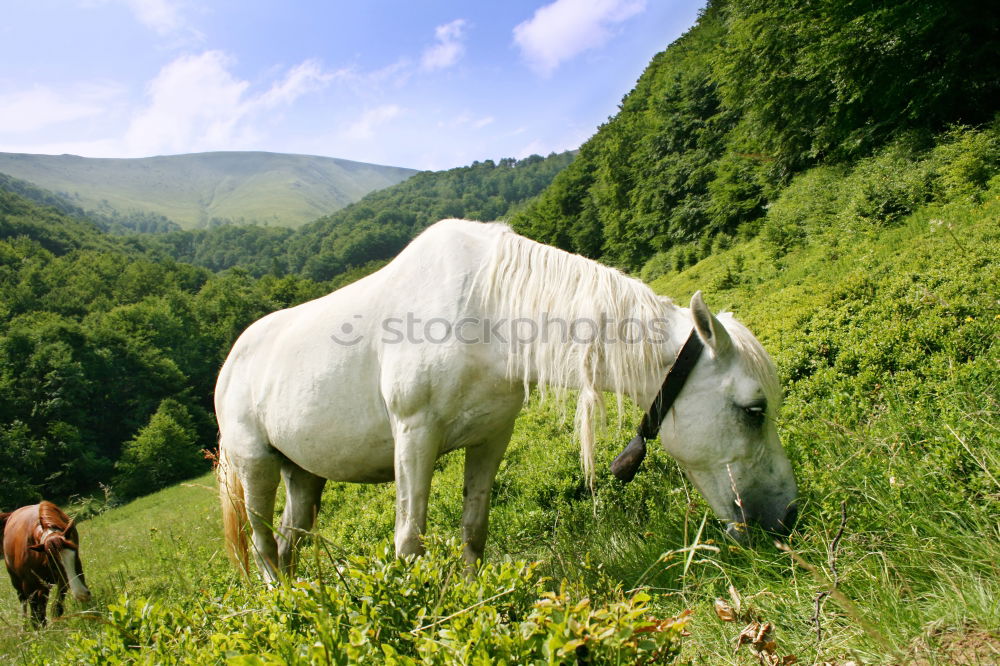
[216, 219, 796, 582]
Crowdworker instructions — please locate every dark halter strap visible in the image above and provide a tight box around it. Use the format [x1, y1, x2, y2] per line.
[611, 329, 704, 482]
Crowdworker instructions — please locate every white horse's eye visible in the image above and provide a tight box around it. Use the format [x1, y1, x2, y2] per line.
[741, 404, 766, 424]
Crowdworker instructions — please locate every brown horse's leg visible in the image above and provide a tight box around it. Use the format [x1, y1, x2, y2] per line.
[13, 578, 33, 625]
[52, 582, 67, 618]
[17, 590, 29, 622]
[28, 588, 48, 626]
[277, 460, 326, 576]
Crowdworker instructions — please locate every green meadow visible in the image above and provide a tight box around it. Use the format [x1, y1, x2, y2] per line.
[3, 153, 996, 662]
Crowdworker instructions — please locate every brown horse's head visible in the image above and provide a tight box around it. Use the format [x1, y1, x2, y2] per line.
[30, 518, 91, 602]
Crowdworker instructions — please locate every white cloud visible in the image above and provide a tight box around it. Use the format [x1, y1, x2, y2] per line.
[0, 83, 122, 133]
[444, 113, 495, 129]
[124, 51, 334, 156]
[258, 59, 335, 107]
[345, 105, 404, 140]
[421, 19, 468, 71]
[513, 0, 646, 76]
[122, 0, 184, 34]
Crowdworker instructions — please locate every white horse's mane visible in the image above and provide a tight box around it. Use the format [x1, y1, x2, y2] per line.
[717, 313, 782, 410]
[473, 223, 781, 485]
[475, 224, 674, 484]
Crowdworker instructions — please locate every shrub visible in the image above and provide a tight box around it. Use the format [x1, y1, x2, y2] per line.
[839, 151, 931, 229]
[639, 251, 674, 282]
[759, 166, 845, 256]
[927, 125, 1000, 203]
[112, 398, 206, 499]
[61, 538, 689, 664]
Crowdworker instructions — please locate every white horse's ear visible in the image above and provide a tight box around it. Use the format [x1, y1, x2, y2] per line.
[690, 290, 732, 358]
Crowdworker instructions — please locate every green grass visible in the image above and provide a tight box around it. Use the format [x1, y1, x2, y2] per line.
[0, 474, 227, 663]
[0, 152, 416, 229]
[3, 191, 998, 663]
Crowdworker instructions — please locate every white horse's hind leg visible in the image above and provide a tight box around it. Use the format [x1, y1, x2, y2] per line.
[461, 421, 515, 567]
[391, 417, 441, 557]
[239, 452, 282, 584]
[277, 461, 326, 576]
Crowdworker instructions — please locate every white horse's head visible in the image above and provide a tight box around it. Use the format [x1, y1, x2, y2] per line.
[658, 292, 797, 541]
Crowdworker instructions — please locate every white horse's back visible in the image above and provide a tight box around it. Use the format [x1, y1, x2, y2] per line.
[216, 219, 517, 482]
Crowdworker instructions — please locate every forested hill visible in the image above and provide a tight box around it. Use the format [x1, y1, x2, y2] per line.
[0, 189, 329, 507]
[0, 150, 574, 508]
[141, 151, 574, 281]
[0, 151, 417, 230]
[512, 0, 1000, 271]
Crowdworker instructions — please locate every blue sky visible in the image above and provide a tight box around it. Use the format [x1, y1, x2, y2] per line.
[1, 0, 705, 170]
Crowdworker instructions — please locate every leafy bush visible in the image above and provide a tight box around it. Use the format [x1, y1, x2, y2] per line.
[761, 126, 1000, 257]
[926, 125, 1000, 202]
[113, 398, 206, 499]
[61, 538, 689, 664]
[639, 251, 674, 282]
[840, 153, 931, 229]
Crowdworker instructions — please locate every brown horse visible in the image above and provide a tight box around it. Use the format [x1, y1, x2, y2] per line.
[1, 501, 91, 625]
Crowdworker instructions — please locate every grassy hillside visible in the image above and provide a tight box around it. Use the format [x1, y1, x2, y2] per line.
[4, 175, 996, 662]
[512, 0, 1000, 271]
[0, 151, 416, 229]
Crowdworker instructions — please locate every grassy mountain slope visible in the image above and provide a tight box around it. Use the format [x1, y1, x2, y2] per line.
[4, 178, 995, 662]
[0, 151, 416, 229]
[512, 0, 1000, 271]
[141, 151, 574, 279]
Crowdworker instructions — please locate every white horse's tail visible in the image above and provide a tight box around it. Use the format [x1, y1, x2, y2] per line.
[218, 443, 250, 576]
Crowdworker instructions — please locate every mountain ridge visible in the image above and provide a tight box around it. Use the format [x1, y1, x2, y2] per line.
[0, 150, 417, 230]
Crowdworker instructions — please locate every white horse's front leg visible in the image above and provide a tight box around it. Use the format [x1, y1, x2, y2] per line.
[392, 417, 440, 557]
[461, 425, 514, 567]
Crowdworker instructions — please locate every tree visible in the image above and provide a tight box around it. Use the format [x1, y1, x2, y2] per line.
[717, 0, 1000, 170]
[113, 398, 206, 499]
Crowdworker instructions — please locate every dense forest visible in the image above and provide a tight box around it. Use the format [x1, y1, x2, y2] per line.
[511, 0, 1000, 271]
